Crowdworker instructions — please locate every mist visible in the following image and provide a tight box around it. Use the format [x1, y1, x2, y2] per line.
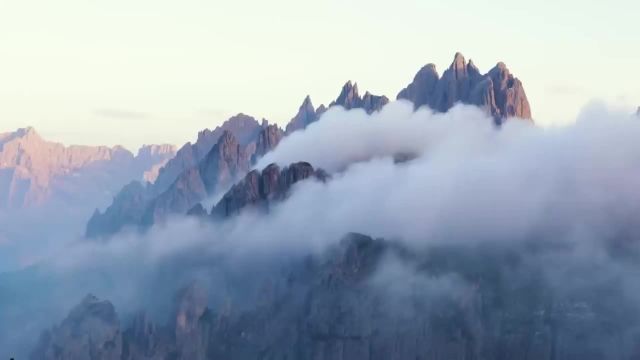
[4, 100, 640, 357]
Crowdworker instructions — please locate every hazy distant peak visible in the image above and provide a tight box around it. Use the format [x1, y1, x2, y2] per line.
[137, 144, 177, 158]
[0, 127, 175, 208]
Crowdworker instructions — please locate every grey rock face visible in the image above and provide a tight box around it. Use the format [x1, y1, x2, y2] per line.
[87, 114, 263, 238]
[31, 295, 122, 360]
[285, 96, 321, 134]
[330, 81, 389, 114]
[86, 181, 152, 238]
[153, 114, 262, 193]
[397, 53, 532, 122]
[142, 167, 208, 225]
[142, 131, 251, 225]
[253, 124, 284, 161]
[198, 131, 251, 194]
[212, 162, 327, 217]
[284, 84, 388, 135]
[397, 64, 440, 108]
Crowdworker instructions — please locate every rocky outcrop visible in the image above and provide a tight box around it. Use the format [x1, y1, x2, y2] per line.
[330, 81, 389, 114]
[85, 181, 152, 237]
[142, 167, 209, 225]
[211, 162, 328, 217]
[284, 85, 389, 135]
[153, 114, 262, 193]
[398, 53, 532, 122]
[285, 96, 322, 134]
[198, 130, 251, 194]
[141, 131, 252, 226]
[31, 294, 122, 360]
[253, 124, 284, 161]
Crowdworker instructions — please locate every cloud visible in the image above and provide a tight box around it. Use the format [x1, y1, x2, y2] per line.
[5, 101, 640, 357]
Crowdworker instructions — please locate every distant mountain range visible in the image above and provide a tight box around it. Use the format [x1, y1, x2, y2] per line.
[0, 127, 175, 209]
[85, 53, 532, 239]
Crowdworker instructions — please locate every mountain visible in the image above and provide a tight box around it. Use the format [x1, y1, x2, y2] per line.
[0, 127, 174, 208]
[0, 127, 175, 271]
[30, 294, 122, 360]
[285, 96, 322, 134]
[86, 52, 531, 239]
[152, 113, 262, 193]
[142, 131, 253, 225]
[86, 114, 271, 238]
[210, 162, 328, 218]
[253, 124, 285, 162]
[285, 83, 388, 134]
[398, 52, 531, 122]
[330, 81, 389, 114]
[32, 232, 638, 360]
[138, 144, 179, 183]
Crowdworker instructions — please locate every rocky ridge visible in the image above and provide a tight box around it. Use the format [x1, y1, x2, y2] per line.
[0, 127, 175, 208]
[86, 52, 532, 239]
[397, 52, 531, 122]
[210, 162, 328, 218]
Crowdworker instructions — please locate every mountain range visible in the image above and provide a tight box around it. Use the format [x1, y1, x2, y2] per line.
[86, 53, 532, 239]
[0, 127, 175, 209]
[14, 53, 620, 360]
[0, 128, 176, 271]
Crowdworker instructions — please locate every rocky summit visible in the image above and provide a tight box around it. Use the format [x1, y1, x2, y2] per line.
[330, 81, 389, 114]
[398, 52, 531, 122]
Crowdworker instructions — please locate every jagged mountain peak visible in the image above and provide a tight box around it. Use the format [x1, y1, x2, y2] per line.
[397, 53, 531, 122]
[330, 81, 388, 114]
[450, 51, 467, 71]
[285, 95, 320, 134]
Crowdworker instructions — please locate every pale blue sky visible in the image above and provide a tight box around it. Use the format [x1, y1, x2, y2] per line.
[1, 0, 638, 150]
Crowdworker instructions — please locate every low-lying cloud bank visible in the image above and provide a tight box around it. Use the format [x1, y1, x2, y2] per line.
[4, 101, 640, 357]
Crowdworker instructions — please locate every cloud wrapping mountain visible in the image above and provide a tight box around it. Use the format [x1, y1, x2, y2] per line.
[5, 100, 640, 358]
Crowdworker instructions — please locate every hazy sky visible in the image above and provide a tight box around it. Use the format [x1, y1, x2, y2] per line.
[1, 0, 638, 150]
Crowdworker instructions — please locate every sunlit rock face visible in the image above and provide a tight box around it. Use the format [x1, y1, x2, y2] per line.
[0, 127, 174, 209]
